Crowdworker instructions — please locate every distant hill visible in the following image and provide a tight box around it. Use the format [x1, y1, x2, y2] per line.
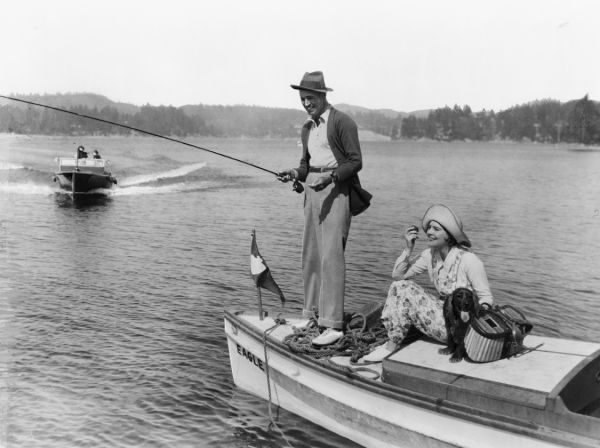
[3, 92, 597, 143]
[1, 93, 414, 119]
[2, 92, 420, 125]
[1, 93, 139, 115]
[406, 109, 432, 119]
[336, 103, 430, 119]
[0, 93, 403, 138]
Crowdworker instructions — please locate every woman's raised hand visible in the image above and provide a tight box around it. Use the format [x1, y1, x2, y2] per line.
[404, 225, 419, 251]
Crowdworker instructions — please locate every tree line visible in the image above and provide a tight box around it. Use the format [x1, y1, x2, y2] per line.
[399, 96, 600, 144]
[1, 94, 598, 144]
[0, 101, 305, 138]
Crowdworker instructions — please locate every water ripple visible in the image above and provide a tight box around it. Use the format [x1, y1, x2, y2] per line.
[1, 138, 599, 447]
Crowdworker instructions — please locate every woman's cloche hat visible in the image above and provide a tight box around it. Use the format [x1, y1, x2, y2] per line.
[291, 71, 333, 93]
[422, 204, 471, 247]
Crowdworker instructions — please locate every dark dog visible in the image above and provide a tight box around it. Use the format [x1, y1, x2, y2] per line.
[439, 288, 476, 362]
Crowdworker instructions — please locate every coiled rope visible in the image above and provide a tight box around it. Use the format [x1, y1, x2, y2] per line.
[283, 315, 389, 364]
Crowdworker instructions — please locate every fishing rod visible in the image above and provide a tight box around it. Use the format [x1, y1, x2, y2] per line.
[0, 94, 304, 193]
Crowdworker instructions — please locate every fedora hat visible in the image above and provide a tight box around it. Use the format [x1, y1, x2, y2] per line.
[422, 204, 471, 247]
[290, 71, 333, 93]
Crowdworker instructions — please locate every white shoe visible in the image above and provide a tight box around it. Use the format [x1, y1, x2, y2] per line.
[362, 342, 396, 362]
[292, 319, 312, 330]
[312, 328, 343, 346]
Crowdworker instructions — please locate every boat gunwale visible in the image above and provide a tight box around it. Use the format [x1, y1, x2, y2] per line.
[55, 168, 113, 176]
[54, 171, 114, 177]
[224, 309, 600, 447]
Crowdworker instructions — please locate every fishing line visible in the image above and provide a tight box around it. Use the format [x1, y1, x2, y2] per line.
[0, 94, 279, 176]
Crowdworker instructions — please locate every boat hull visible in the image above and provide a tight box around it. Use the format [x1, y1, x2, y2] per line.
[225, 310, 600, 448]
[54, 171, 116, 194]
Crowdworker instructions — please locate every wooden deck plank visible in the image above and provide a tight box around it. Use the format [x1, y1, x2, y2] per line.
[388, 338, 591, 393]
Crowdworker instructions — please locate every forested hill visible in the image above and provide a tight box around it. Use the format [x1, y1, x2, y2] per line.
[0, 93, 139, 115]
[1, 93, 599, 144]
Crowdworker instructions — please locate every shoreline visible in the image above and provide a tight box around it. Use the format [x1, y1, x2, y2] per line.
[1, 132, 599, 150]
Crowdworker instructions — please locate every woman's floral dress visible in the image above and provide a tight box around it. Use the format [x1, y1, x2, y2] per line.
[381, 247, 493, 345]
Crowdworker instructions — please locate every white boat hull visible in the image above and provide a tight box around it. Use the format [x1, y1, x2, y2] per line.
[225, 311, 598, 448]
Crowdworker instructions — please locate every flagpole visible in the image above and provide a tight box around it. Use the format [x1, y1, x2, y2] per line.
[251, 229, 284, 318]
[256, 286, 264, 320]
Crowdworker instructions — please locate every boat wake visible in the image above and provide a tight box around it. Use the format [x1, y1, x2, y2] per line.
[0, 164, 56, 195]
[111, 181, 220, 196]
[113, 162, 230, 195]
[0, 182, 56, 195]
[2, 161, 243, 197]
[118, 162, 207, 187]
[0, 162, 27, 170]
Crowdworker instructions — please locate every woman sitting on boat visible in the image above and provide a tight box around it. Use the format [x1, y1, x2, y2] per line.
[364, 204, 494, 361]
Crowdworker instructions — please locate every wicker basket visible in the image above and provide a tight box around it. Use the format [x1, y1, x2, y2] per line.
[464, 310, 512, 363]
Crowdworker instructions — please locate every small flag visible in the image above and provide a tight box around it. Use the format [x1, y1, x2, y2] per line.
[250, 230, 285, 304]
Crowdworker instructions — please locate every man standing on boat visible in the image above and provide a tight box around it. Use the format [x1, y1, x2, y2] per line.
[77, 146, 88, 159]
[278, 71, 364, 346]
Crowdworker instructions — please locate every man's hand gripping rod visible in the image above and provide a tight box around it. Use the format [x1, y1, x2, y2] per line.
[276, 171, 304, 193]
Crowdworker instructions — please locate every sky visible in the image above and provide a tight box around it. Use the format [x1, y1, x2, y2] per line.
[1, 0, 599, 113]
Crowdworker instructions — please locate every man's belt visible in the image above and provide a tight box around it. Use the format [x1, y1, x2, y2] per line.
[308, 166, 336, 173]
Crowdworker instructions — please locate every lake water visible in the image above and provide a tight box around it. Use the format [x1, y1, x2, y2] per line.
[1, 134, 599, 447]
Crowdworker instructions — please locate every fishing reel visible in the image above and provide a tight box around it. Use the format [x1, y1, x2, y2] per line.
[276, 172, 304, 194]
[292, 179, 304, 193]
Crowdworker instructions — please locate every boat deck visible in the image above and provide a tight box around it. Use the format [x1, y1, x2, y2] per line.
[237, 312, 600, 391]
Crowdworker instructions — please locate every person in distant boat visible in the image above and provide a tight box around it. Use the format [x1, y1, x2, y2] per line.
[363, 204, 494, 362]
[277, 71, 364, 347]
[77, 146, 88, 159]
[92, 150, 101, 159]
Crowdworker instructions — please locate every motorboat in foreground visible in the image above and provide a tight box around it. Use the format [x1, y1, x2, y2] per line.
[53, 146, 117, 194]
[225, 308, 600, 448]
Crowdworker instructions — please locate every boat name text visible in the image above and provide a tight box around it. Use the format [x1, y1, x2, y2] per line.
[236, 344, 265, 371]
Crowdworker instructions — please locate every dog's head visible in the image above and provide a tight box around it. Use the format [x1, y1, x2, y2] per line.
[452, 288, 475, 323]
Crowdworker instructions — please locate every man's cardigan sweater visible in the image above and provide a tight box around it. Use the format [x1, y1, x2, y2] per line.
[295, 107, 363, 184]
